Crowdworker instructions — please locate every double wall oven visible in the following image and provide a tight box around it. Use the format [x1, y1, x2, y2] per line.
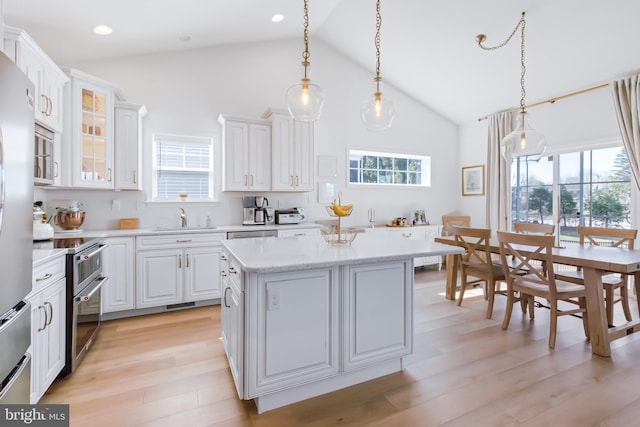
[50, 237, 108, 377]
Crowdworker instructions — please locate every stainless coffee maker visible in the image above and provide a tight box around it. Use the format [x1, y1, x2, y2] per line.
[254, 196, 269, 224]
[242, 196, 272, 225]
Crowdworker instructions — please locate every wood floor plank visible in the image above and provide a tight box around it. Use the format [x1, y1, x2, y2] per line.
[40, 269, 640, 426]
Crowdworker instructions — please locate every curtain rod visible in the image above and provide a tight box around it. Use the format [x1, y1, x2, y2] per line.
[477, 82, 610, 122]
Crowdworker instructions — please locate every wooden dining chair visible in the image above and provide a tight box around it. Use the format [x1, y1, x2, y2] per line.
[555, 226, 638, 325]
[451, 226, 506, 319]
[514, 222, 555, 235]
[497, 231, 589, 349]
[441, 215, 471, 236]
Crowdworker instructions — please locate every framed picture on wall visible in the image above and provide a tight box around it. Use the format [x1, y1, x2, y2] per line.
[462, 165, 485, 196]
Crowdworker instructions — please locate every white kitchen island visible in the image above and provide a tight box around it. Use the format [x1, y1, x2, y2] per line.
[219, 233, 463, 413]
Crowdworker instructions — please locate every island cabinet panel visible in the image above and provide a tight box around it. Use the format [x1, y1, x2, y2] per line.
[343, 261, 413, 370]
[247, 268, 340, 396]
[221, 255, 244, 399]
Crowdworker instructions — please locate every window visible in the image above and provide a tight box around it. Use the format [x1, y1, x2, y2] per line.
[151, 133, 214, 201]
[510, 146, 632, 245]
[348, 149, 431, 186]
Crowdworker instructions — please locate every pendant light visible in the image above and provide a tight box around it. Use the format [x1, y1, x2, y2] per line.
[286, 0, 325, 122]
[477, 12, 546, 160]
[361, 0, 395, 131]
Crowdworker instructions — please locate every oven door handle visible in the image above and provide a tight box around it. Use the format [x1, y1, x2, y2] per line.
[76, 243, 107, 262]
[76, 276, 108, 302]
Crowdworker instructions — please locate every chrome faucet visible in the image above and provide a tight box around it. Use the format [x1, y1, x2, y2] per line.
[179, 208, 187, 228]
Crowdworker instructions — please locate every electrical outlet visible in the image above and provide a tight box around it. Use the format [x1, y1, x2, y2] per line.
[267, 288, 280, 311]
[111, 199, 121, 211]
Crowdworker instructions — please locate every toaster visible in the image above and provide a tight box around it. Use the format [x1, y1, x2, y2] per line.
[275, 209, 305, 224]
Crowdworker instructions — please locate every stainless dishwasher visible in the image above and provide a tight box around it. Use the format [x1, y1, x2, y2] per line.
[227, 229, 279, 239]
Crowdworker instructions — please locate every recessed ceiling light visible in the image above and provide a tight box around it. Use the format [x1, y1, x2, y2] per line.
[272, 14, 285, 23]
[179, 35, 191, 42]
[93, 25, 113, 35]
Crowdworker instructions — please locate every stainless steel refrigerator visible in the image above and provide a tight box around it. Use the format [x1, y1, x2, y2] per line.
[0, 51, 35, 403]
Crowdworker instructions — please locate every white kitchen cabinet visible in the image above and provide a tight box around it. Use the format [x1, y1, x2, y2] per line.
[136, 233, 225, 309]
[264, 109, 314, 192]
[114, 102, 147, 190]
[29, 256, 66, 404]
[343, 261, 412, 371]
[102, 237, 136, 313]
[219, 114, 271, 191]
[377, 225, 442, 269]
[62, 68, 124, 189]
[3, 26, 69, 133]
[248, 267, 340, 396]
[220, 252, 244, 398]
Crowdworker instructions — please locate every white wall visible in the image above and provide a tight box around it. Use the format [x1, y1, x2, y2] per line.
[458, 83, 631, 228]
[36, 39, 460, 230]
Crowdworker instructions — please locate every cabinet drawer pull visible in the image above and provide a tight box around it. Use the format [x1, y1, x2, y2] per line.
[223, 287, 231, 308]
[37, 305, 47, 332]
[186, 254, 190, 268]
[176, 239, 192, 243]
[178, 255, 182, 268]
[220, 271, 228, 277]
[53, 161, 59, 178]
[244, 174, 248, 185]
[402, 233, 412, 238]
[44, 301, 53, 327]
[296, 176, 299, 186]
[47, 95, 53, 116]
[36, 273, 53, 282]
[40, 94, 48, 115]
[108, 168, 113, 182]
[220, 255, 227, 261]
[250, 175, 254, 186]
[133, 170, 137, 184]
[229, 267, 238, 274]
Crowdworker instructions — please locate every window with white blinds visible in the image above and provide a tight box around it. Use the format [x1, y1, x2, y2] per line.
[152, 133, 214, 200]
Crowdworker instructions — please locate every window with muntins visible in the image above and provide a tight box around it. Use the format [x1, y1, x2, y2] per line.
[510, 145, 632, 246]
[348, 149, 431, 186]
[152, 133, 214, 200]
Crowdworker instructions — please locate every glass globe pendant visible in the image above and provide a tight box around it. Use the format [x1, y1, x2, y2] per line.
[286, 0, 325, 122]
[286, 62, 325, 122]
[361, 78, 395, 130]
[501, 109, 546, 160]
[361, 0, 395, 131]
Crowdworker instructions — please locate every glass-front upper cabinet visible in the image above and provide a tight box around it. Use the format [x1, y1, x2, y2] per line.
[63, 68, 122, 189]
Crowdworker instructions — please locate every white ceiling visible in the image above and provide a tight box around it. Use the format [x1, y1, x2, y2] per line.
[4, 0, 640, 124]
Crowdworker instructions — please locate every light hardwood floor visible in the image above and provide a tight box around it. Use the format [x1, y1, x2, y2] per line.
[42, 269, 640, 426]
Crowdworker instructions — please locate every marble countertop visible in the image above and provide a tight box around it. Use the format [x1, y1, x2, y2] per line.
[33, 248, 68, 267]
[59, 223, 322, 239]
[221, 232, 464, 273]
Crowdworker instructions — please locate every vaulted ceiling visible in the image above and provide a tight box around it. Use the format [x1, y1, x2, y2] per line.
[5, 0, 640, 124]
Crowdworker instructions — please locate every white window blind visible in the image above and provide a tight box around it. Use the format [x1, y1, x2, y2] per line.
[152, 134, 214, 200]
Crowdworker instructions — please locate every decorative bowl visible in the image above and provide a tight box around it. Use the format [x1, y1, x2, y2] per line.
[320, 226, 362, 245]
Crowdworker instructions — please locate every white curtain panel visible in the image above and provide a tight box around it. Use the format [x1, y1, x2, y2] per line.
[486, 111, 513, 232]
[611, 74, 640, 191]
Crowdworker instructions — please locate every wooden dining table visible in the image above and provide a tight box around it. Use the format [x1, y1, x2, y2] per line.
[435, 235, 640, 357]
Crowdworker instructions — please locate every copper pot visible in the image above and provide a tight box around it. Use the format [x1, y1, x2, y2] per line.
[55, 211, 85, 230]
